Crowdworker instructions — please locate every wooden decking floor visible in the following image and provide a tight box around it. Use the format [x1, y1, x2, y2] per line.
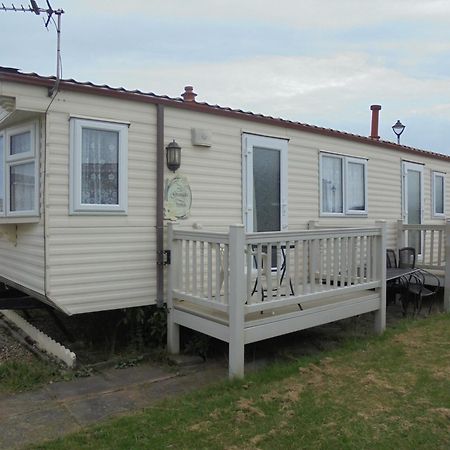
[174, 289, 379, 327]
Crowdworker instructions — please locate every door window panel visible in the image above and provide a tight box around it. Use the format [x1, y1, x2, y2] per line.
[253, 147, 281, 232]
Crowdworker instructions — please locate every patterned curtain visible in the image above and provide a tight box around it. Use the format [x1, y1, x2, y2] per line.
[81, 128, 119, 205]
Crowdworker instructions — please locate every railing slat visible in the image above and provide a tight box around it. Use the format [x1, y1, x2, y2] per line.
[223, 245, 229, 304]
[333, 237, 339, 290]
[256, 244, 263, 301]
[303, 240, 308, 294]
[200, 241, 205, 297]
[185, 240, 190, 292]
[192, 241, 198, 296]
[359, 235, 364, 284]
[207, 242, 213, 301]
[318, 239, 323, 288]
[423, 229, 427, 264]
[215, 243, 221, 301]
[246, 244, 253, 303]
[285, 241, 291, 297]
[326, 238, 331, 288]
[294, 241, 300, 295]
[430, 230, 435, 266]
[438, 230, 443, 265]
[266, 244, 273, 299]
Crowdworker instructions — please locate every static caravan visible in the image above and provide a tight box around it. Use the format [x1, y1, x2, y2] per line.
[1, 67, 449, 374]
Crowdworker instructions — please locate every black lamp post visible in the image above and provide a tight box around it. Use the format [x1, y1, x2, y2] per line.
[166, 140, 181, 172]
[392, 120, 405, 145]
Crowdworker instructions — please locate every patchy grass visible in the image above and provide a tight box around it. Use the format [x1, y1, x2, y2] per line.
[32, 314, 450, 449]
[0, 358, 64, 394]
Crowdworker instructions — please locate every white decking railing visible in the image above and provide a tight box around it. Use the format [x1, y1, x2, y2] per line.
[396, 220, 450, 313]
[167, 223, 387, 378]
[396, 220, 447, 271]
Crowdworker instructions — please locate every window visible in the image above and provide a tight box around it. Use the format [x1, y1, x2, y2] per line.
[432, 171, 445, 217]
[320, 153, 368, 216]
[0, 122, 39, 217]
[70, 118, 128, 214]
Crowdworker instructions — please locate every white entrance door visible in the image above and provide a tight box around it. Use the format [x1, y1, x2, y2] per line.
[243, 134, 288, 233]
[402, 161, 423, 253]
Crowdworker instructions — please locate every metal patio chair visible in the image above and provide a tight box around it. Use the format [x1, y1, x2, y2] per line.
[398, 246, 440, 315]
[407, 270, 441, 315]
[250, 245, 297, 306]
[398, 247, 416, 269]
[386, 248, 407, 306]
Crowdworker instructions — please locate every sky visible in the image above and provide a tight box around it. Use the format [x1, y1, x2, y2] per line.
[1, 0, 450, 154]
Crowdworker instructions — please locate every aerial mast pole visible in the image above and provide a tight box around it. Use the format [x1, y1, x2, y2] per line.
[0, 1, 65, 96]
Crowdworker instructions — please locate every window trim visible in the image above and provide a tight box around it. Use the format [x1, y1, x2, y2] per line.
[432, 171, 445, 218]
[319, 152, 368, 217]
[0, 121, 39, 218]
[69, 118, 128, 215]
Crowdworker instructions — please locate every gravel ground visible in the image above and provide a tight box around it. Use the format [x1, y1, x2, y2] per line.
[0, 321, 35, 364]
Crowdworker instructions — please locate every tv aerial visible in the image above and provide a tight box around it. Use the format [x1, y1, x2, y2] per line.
[1, 1, 65, 96]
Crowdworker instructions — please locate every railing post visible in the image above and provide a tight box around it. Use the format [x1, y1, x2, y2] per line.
[374, 220, 386, 334]
[167, 222, 180, 355]
[444, 220, 450, 312]
[396, 219, 404, 252]
[228, 224, 246, 379]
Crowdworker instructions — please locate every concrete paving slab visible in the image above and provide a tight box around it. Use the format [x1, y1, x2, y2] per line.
[0, 360, 228, 450]
[101, 363, 174, 388]
[43, 373, 114, 401]
[65, 388, 143, 426]
[0, 390, 53, 420]
[0, 406, 80, 450]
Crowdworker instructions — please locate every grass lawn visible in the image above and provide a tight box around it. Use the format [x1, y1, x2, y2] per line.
[32, 314, 450, 450]
[0, 358, 64, 394]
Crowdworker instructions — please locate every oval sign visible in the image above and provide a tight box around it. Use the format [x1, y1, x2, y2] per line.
[164, 175, 192, 220]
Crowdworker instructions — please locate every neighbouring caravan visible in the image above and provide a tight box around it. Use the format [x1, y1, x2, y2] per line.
[0, 66, 449, 320]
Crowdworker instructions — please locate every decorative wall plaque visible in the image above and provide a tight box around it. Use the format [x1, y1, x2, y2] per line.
[164, 175, 192, 220]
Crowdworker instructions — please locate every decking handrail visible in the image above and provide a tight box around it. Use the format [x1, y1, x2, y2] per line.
[169, 224, 385, 313]
[167, 222, 388, 378]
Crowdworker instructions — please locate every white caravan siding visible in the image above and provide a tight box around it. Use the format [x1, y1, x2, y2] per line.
[44, 91, 158, 314]
[0, 117, 45, 295]
[164, 106, 450, 253]
[0, 80, 47, 295]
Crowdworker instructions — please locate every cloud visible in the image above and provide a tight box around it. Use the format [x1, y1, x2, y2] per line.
[68, 0, 450, 29]
[2, 0, 450, 153]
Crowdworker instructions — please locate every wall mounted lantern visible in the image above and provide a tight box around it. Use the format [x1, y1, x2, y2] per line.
[392, 120, 405, 145]
[166, 140, 181, 172]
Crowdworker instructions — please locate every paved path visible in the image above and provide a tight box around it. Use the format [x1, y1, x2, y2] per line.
[0, 360, 227, 449]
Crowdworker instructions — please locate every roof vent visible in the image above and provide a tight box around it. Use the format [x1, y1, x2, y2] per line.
[181, 86, 197, 102]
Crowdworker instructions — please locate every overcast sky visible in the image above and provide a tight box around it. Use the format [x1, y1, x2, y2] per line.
[1, 0, 450, 153]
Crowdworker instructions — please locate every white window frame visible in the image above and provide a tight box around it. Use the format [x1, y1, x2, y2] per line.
[242, 133, 288, 232]
[319, 152, 368, 217]
[432, 171, 445, 218]
[0, 121, 39, 218]
[402, 161, 424, 224]
[70, 118, 128, 214]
